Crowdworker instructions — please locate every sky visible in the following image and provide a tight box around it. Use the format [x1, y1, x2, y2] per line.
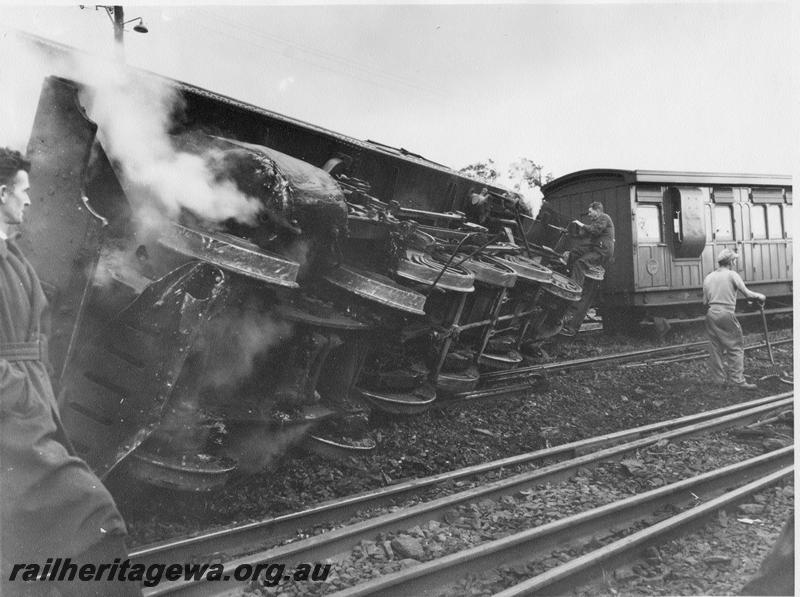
[0, 2, 796, 201]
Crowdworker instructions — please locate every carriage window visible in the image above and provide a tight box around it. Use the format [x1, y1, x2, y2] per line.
[767, 205, 783, 239]
[714, 205, 734, 240]
[636, 204, 662, 242]
[750, 205, 767, 239]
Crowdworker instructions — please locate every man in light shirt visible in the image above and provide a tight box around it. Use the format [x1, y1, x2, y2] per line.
[702, 248, 766, 389]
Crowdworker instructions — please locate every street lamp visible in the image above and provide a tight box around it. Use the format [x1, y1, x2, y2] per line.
[80, 5, 148, 57]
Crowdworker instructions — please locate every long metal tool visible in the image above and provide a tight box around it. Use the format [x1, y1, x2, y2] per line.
[757, 301, 791, 384]
[760, 302, 776, 365]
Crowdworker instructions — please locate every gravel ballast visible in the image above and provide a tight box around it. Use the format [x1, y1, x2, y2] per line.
[112, 324, 792, 597]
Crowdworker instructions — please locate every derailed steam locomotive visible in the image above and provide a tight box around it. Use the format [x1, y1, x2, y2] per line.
[25, 74, 586, 492]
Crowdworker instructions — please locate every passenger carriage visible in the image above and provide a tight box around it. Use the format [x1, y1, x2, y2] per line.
[533, 169, 793, 332]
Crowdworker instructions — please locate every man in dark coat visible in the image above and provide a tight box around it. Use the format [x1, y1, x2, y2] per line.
[0, 148, 140, 596]
[559, 201, 616, 336]
[568, 200, 615, 286]
[464, 187, 492, 226]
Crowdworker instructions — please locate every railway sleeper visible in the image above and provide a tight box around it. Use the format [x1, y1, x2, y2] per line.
[325, 449, 792, 597]
[138, 396, 792, 596]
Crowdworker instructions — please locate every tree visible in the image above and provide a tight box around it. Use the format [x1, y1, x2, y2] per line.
[507, 157, 553, 192]
[458, 159, 500, 184]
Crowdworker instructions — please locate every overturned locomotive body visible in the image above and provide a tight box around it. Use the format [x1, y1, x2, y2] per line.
[24, 75, 582, 491]
[530, 170, 793, 332]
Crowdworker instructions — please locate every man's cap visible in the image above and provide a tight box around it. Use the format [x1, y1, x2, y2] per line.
[717, 248, 738, 263]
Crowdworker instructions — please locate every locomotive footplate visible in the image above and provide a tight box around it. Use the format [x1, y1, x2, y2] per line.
[323, 264, 427, 316]
[157, 222, 300, 288]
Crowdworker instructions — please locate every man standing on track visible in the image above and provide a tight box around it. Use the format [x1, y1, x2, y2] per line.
[702, 248, 765, 390]
[0, 147, 141, 596]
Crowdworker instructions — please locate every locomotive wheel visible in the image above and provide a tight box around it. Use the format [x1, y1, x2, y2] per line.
[360, 362, 428, 392]
[126, 450, 237, 492]
[357, 383, 437, 415]
[486, 334, 518, 353]
[543, 272, 583, 302]
[436, 366, 480, 397]
[302, 434, 376, 460]
[478, 350, 524, 371]
[490, 254, 553, 285]
[457, 254, 517, 288]
[442, 348, 474, 373]
[395, 250, 475, 293]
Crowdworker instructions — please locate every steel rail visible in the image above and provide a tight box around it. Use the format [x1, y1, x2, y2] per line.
[477, 336, 793, 385]
[327, 447, 794, 597]
[638, 306, 794, 327]
[143, 395, 792, 596]
[130, 393, 789, 569]
[645, 337, 793, 366]
[494, 464, 793, 597]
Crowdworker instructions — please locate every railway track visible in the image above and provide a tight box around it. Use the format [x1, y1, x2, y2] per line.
[447, 335, 793, 403]
[331, 450, 792, 597]
[135, 391, 792, 596]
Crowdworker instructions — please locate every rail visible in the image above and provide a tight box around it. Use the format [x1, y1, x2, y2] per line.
[329, 450, 793, 597]
[478, 336, 793, 385]
[493, 464, 792, 596]
[139, 393, 792, 596]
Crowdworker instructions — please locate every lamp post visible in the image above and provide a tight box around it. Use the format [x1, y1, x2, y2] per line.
[80, 5, 149, 61]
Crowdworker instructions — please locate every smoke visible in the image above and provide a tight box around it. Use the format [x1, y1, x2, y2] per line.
[221, 422, 312, 474]
[0, 33, 71, 152]
[72, 54, 263, 227]
[91, 241, 154, 294]
[284, 238, 312, 275]
[1, 32, 263, 229]
[203, 302, 293, 389]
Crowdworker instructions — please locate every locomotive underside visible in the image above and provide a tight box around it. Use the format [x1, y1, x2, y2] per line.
[36, 77, 586, 492]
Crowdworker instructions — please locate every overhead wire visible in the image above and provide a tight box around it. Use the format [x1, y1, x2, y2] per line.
[182, 8, 447, 102]
[195, 7, 442, 96]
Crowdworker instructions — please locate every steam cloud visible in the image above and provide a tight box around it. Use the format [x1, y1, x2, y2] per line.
[1, 32, 262, 228]
[203, 303, 293, 389]
[221, 422, 312, 474]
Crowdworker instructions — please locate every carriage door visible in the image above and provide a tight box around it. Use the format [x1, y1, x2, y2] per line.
[748, 187, 792, 283]
[665, 187, 706, 258]
[634, 186, 668, 289]
[664, 187, 706, 289]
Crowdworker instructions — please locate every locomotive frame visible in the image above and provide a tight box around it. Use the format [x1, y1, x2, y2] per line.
[22, 66, 574, 492]
[16, 35, 793, 492]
